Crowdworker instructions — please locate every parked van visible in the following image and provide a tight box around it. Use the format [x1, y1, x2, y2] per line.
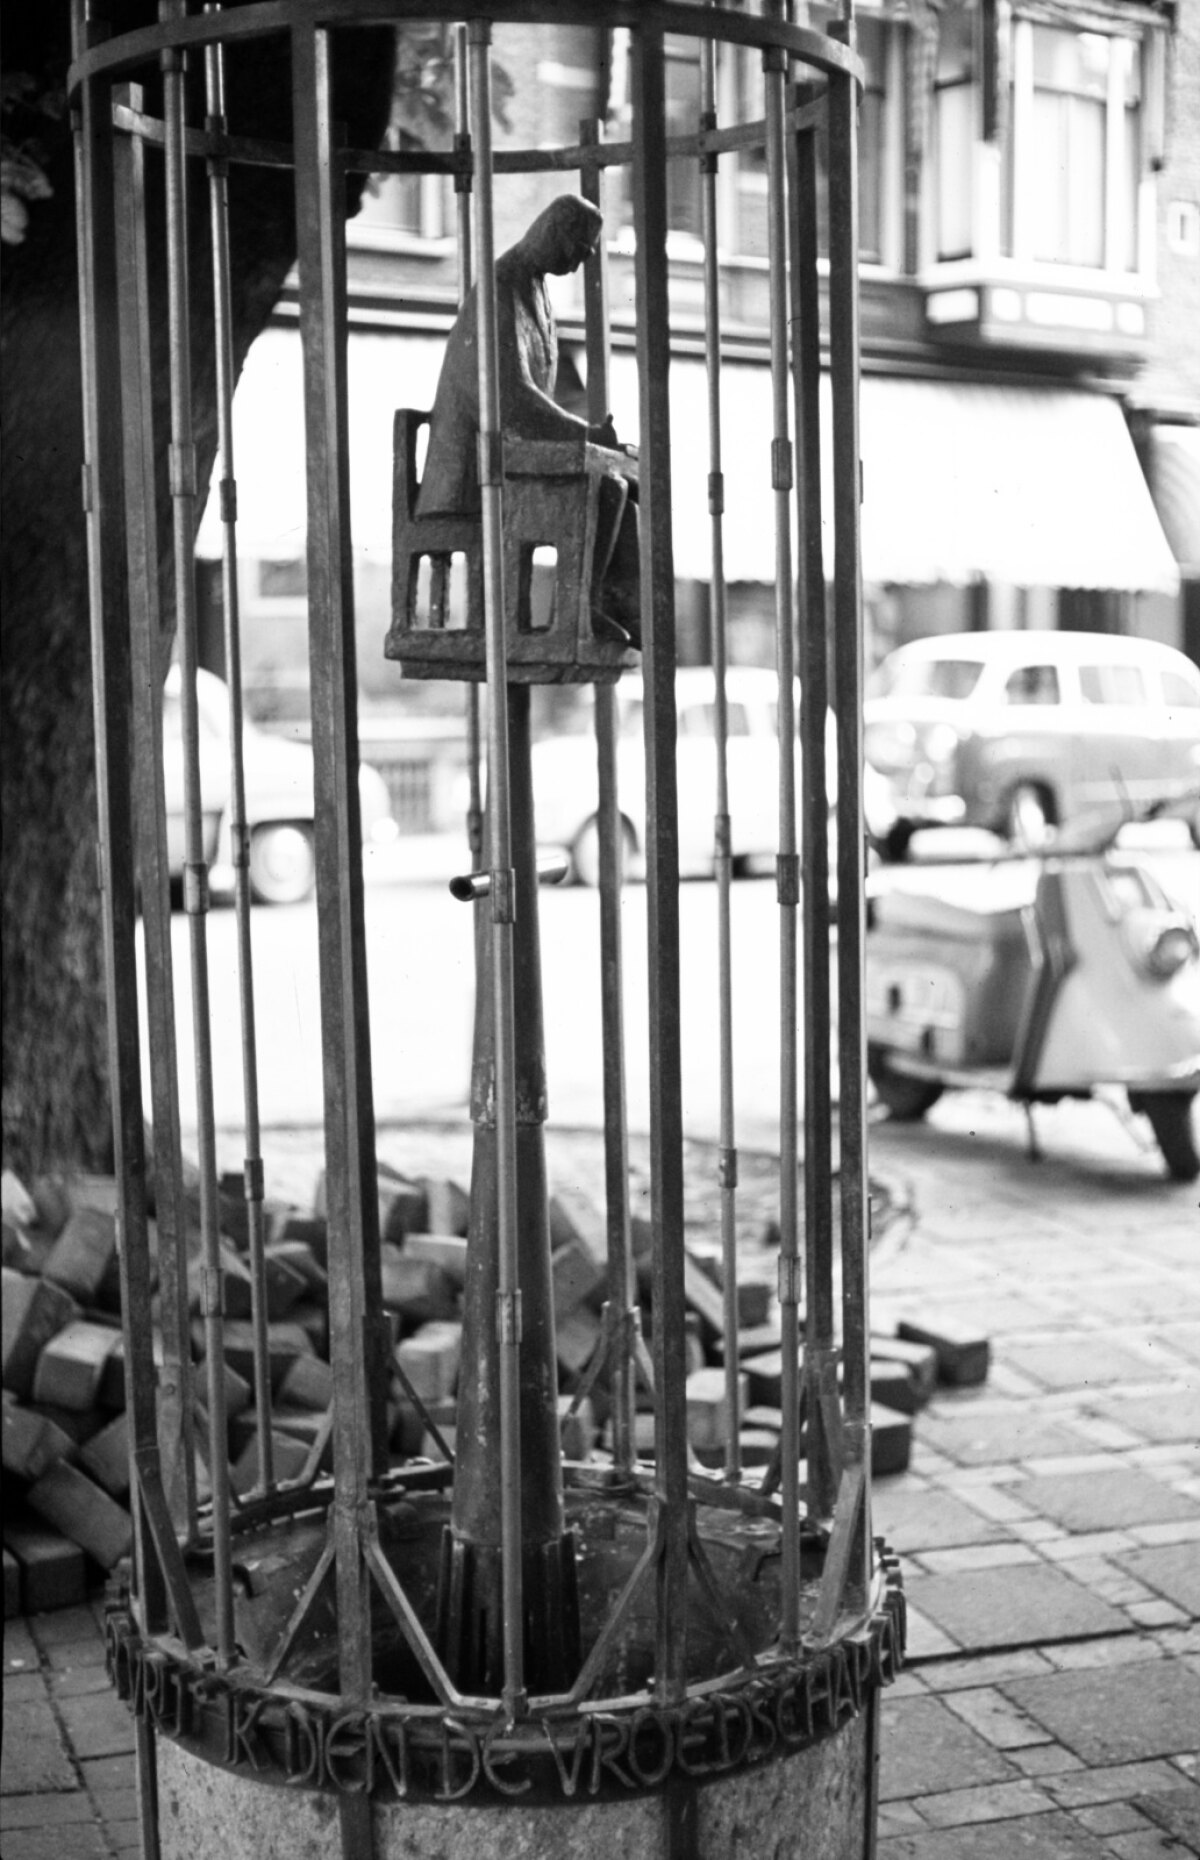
[864, 632, 1200, 855]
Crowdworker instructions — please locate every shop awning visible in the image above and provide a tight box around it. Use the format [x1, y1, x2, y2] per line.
[606, 357, 1179, 594]
[1148, 423, 1200, 576]
[196, 325, 446, 561]
[202, 328, 1178, 598]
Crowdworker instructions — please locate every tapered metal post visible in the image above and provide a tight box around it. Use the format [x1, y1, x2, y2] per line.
[828, 18, 873, 1607]
[581, 117, 637, 1477]
[112, 84, 197, 1551]
[205, 16, 274, 1495]
[162, 2, 235, 1665]
[467, 21, 525, 1717]
[790, 83, 838, 1524]
[631, 21, 690, 1704]
[765, 13, 804, 1652]
[700, 26, 742, 1485]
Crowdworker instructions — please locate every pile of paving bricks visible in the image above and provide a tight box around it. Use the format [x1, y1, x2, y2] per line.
[3, 1150, 990, 1622]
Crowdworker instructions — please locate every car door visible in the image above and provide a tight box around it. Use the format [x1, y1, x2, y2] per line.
[1071, 659, 1157, 812]
[986, 658, 1075, 821]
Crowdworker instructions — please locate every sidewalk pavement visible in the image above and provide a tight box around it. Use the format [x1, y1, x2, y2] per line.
[3, 1092, 1197, 1858]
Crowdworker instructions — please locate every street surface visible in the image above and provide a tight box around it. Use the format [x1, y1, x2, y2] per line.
[149, 830, 1198, 1173]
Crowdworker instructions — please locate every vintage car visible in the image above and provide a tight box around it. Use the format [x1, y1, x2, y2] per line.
[162, 666, 396, 904]
[864, 631, 1200, 856]
[531, 666, 834, 884]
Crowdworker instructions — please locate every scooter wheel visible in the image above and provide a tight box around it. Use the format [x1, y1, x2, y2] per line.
[1128, 1089, 1200, 1183]
[868, 1048, 944, 1122]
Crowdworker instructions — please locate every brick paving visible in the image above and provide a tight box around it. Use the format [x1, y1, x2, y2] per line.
[3, 1093, 1198, 1855]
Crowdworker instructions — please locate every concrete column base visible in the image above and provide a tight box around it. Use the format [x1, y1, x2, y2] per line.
[156, 1705, 875, 1859]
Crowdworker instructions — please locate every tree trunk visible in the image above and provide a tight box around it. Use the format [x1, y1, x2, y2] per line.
[1, 7, 393, 1174]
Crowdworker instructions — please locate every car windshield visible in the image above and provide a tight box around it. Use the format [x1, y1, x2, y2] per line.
[868, 656, 982, 701]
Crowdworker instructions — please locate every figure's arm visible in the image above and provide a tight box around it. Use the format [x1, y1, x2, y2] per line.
[497, 285, 616, 446]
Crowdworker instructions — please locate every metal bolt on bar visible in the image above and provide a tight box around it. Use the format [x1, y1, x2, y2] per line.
[449, 853, 568, 901]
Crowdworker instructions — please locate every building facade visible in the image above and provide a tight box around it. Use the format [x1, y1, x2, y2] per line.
[199, 1, 1197, 753]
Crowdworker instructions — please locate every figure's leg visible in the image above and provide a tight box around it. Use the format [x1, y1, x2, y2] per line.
[591, 473, 642, 649]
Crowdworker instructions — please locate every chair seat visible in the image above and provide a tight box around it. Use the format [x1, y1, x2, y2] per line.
[385, 410, 638, 686]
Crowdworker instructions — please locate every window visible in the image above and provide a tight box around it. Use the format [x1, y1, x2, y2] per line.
[1162, 669, 1200, 709]
[1079, 664, 1147, 705]
[869, 657, 983, 701]
[354, 166, 445, 243]
[814, 18, 891, 264]
[1004, 664, 1060, 705]
[934, 9, 976, 261]
[1004, 23, 1143, 272]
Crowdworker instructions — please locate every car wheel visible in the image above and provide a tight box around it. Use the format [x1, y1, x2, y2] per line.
[1004, 782, 1055, 851]
[571, 815, 636, 888]
[247, 822, 316, 905]
[1127, 1089, 1200, 1183]
[868, 1046, 944, 1121]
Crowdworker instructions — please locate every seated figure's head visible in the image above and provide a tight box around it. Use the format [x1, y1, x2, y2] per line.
[512, 194, 604, 276]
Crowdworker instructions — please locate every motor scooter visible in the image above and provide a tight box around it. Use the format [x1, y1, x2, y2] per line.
[865, 799, 1200, 1181]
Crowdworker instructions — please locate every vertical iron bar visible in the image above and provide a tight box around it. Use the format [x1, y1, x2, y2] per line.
[764, 13, 803, 1653]
[828, 20, 873, 1606]
[789, 83, 837, 1522]
[467, 19, 526, 1719]
[204, 14, 274, 1494]
[455, 25, 485, 869]
[581, 117, 637, 1477]
[161, 1, 235, 1666]
[630, 21, 690, 1704]
[700, 23, 741, 1486]
[74, 7, 164, 1849]
[291, 35, 388, 1810]
[112, 85, 198, 1550]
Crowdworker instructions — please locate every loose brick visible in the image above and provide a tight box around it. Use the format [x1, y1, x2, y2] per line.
[212, 1319, 313, 1389]
[4, 1545, 21, 1617]
[418, 1176, 470, 1238]
[231, 1429, 310, 1496]
[379, 1169, 429, 1245]
[31, 1320, 120, 1412]
[686, 1366, 749, 1451]
[79, 1413, 131, 1499]
[2, 1270, 78, 1398]
[551, 1235, 605, 1321]
[27, 1460, 132, 1570]
[42, 1206, 117, 1305]
[869, 1333, 939, 1404]
[394, 1321, 462, 1404]
[262, 1246, 311, 1320]
[555, 1307, 602, 1377]
[2, 1403, 75, 1482]
[401, 1233, 468, 1288]
[3, 1520, 87, 1613]
[3, 1220, 34, 1270]
[870, 1357, 921, 1416]
[379, 1243, 457, 1326]
[277, 1353, 333, 1413]
[897, 1316, 991, 1387]
[870, 1403, 913, 1477]
[557, 1394, 596, 1460]
[277, 1212, 328, 1268]
[682, 1254, 727, 1336]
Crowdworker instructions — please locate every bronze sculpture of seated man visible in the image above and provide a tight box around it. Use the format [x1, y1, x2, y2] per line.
[417, 193, 641, 649]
